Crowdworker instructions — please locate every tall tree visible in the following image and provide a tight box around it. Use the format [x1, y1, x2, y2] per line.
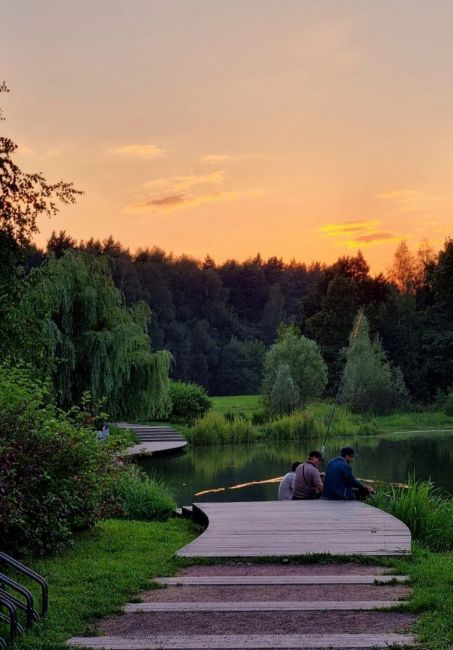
[262, 326, 327, 413]
[341, 312, 408, 414]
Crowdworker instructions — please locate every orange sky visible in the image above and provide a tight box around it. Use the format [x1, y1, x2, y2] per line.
[2, 1, 452, 272]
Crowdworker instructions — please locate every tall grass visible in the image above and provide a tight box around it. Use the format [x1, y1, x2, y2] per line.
[113, 466, 176, 520]
[187, 411, 258, 445]
[264, 410, 318, 440]
[373, 475, 453, 552]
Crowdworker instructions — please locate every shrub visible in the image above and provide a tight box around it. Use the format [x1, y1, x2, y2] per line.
[188, 411, 258, 445]
[251, 410, 269, 425]
[169, 381, 211, 422]
[264, 410, 318, 440]
[0, 363, 115, 556]
[111, 465, 176, 520]
[373, 475, 453, 552]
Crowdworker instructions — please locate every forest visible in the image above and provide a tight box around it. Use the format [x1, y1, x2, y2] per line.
[1, 229, 451, 404]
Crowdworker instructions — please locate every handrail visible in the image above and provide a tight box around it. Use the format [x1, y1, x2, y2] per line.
[0, 592, 20, 643]
[0, 573, 36, 628]
[0, 553, 48, 617]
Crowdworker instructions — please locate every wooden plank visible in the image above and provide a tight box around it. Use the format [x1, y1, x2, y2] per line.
[67, 633, 416, 648]
[155, 575, 409, 586]
[177, 501, 411, 558]
[123, 600, 405, 612]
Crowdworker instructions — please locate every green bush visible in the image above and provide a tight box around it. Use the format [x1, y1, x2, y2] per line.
[187, 411, 258, 444]
[373, 476, 453, 552]
[111, 465, 176, 520]
[264, 410, 318, 440]
[169, 380, 211, 422]
[0, 363, 116, 556]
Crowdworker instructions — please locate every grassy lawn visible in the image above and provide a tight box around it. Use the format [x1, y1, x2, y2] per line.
[11, 518, 197, 650]
[210, 394, 261, 419]
[211, 394, 453, 434]
[391, 548, 453, 650]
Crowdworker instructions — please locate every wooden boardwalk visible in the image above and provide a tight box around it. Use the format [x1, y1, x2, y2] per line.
[115, 423, 187, 457]
[177, 500, 411, 557]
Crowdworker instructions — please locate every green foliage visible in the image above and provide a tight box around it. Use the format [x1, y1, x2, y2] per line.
[269, 363, 298, 415]
[217, 337, 265, 395]
[392, 550, 453, 650]
[111, 465, 176, 520]
[0, 363, 116, 555]
[264, 410, 317, 440]
[261, 326, 328, 414]
[373, 476, 453, 552]
[18, 251, 172, 419]
[341, 312, 409, 414]
[169, 380, 211, 422]
[187, 411, 258, 445]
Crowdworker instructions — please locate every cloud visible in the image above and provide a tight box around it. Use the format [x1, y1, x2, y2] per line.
[145, 171, 225, 193]
[376, 188, 443, 213]
[125, 191, 239, 214]
[319, 220, 400, 248]
[352, 232, 398, 244]
[376, 189, 421, 200]
[16, 144, 61, 159]
[111, 144, 165, 158]
[319, 220, 380, 237]
[200, 154, 233, 164]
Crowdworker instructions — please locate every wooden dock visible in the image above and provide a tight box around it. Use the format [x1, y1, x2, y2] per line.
[177, 500, 411, 557]
[115, 423, 188, 456]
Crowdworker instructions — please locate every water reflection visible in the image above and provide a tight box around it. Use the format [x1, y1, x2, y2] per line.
[139, 431, 453, 505]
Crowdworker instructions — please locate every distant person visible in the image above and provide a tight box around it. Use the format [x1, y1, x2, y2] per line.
[278, 462, 301, 500]
[292, 451, 324, 500]
[323, 447, 374, 500]
[96, 424, 110, 441]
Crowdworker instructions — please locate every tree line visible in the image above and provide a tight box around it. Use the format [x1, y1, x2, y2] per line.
[12, 232, 453, 403]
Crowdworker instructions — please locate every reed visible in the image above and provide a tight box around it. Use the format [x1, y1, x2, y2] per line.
[373, 475, 453, 552]
[114, 466, 176, 521]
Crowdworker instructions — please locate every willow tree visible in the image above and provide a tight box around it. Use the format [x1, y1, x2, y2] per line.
[22, 251, 172, 419]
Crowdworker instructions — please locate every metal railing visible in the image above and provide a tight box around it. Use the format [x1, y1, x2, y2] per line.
[0, 552, 48, 646]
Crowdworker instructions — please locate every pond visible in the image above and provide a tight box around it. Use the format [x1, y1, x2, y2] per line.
[139, 430, 453, 505]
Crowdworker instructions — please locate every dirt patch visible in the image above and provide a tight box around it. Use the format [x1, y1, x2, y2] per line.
[100, 610, 416, 636]
[179, 563, 390, 576]
[140, 584, 410, 602]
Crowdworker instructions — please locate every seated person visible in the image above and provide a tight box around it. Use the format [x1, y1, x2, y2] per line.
[292, 451, 324, 500]
[323, 446, 374, 500]
[96, 424, 110, 441]
[278, 461, 301, 500]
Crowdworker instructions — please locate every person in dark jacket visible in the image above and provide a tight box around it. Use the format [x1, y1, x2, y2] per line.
[323, 447, 374, 500]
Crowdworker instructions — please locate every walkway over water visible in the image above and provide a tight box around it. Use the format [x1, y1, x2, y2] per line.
[115, 423, 187, 456]
[177, 500, 411, 557]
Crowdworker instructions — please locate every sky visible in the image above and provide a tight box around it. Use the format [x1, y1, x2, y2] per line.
[1, 0, 452, 272]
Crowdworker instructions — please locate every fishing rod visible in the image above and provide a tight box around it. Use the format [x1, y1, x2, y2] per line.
[321, 305, 365, 456]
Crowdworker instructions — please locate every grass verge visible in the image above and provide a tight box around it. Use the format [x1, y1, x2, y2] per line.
[391, 547, 453, 650]
[10, 518, 196, 650]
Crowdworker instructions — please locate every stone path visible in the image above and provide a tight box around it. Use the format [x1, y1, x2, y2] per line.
[114, 423, 187, 457]
[68, 563, 416, 649]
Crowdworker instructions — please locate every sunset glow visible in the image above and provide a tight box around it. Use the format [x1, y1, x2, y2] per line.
[2, 0, 452, 270]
